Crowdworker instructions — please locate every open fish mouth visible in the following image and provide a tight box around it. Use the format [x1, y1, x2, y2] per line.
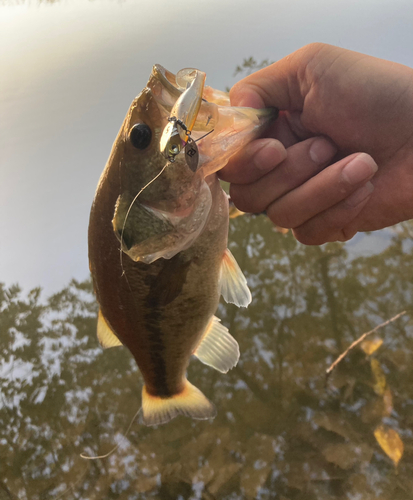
[148, 64, 278, 178]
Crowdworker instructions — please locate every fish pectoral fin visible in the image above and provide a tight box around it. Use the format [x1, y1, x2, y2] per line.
[193, 316, 239, 373]
[141, 381, 216, 426]
[220, 248, 252, 308]
[97, 310, 123, 349]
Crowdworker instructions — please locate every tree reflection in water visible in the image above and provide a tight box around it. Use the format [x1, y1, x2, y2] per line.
[1, 217, 413, 499]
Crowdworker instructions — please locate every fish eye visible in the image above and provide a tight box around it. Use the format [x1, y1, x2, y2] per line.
[129, 123, 152, 150]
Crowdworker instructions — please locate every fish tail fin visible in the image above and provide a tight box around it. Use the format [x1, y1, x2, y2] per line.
[141, 381, 216, 426]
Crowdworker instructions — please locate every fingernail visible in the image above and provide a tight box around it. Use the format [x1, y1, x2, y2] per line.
[253, 142, 285, 172]
[346, 181, 374, 207]
[309, 138, 337, 165]
[342, 153, 378, 185]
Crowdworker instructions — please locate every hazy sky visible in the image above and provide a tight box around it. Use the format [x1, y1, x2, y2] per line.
[1, 0, 412, 294]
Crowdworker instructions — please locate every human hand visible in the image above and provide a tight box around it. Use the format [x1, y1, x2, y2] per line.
[220, 43, 413, 244]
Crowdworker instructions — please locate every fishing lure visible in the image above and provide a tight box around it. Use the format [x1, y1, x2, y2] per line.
[159, 68, 206, 169]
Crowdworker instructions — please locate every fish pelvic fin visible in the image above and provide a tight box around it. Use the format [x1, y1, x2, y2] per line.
[194, 316, 239, 373]
[141, 381, 216, 426]
[220, 248, 252, 307]
[97, 310, 123, 348]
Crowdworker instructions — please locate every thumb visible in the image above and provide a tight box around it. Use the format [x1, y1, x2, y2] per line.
[229, 43, 331, 110]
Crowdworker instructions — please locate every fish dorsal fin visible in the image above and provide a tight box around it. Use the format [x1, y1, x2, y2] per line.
[220, 248, 252, 308]
[194, 316, 239, 373]
[141, 380, 216, 426]
[97, 310, 123, 349]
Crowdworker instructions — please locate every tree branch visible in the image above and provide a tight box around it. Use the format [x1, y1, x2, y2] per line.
[325, 311, 407, 382]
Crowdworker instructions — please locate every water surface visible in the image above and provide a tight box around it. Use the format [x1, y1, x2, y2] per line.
[1, 219, 413, 499]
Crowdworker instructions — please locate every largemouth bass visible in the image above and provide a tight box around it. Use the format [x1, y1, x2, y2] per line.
[88, 65, 277, 426]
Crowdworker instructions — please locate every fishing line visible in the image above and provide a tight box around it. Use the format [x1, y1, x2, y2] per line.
[52, 407, 142, 498]
[194, 128, 214, 143]
[119, 163, 169, 278]
[80, 407, 142, 460]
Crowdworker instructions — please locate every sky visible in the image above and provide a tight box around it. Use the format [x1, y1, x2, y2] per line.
[1, 0, 412, 294]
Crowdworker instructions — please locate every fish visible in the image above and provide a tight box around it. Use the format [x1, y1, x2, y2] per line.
[88, 65, 277, 426]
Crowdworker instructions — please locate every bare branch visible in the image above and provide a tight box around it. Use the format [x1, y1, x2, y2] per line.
[326, 311, 408, 381]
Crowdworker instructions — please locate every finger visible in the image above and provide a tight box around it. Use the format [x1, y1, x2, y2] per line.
[292, 182, 374, 245]
[261, 111, 307, 149]
[285, 111, 315, 141]
[266, 153, 378, 229]
[229, 136, 337, 214]
[229, 43, 336, 110]
[219, 138, 287, 184]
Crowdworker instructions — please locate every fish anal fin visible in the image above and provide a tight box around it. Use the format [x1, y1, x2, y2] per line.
[141, 381, 216, 426]
[97, 310, 123, 349]
[194, 316, 239, 373]
[220, 248, 252, 307]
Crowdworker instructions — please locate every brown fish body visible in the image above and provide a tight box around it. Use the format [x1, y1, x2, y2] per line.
[89, 171, 228, 398]
[88, 65, 277, 425]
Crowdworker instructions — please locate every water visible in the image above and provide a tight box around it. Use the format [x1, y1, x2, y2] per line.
[2, 221, 413, 499]
[1, 1, 413, 499]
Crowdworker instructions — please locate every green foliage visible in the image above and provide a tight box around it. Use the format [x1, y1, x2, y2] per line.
[234, 57, 274, 77]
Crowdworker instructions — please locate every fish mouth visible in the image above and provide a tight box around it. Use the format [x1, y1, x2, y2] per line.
[151, 64, 181, 98]
[148, 65, 278, 178]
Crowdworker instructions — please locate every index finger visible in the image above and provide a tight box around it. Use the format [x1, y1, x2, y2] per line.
[219, 137, 286, 184]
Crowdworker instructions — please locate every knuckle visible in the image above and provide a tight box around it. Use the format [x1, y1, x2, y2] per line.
[338, 227, 357, 242]
[280, 158, 300, 180]
[303, 42, 328, 54]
